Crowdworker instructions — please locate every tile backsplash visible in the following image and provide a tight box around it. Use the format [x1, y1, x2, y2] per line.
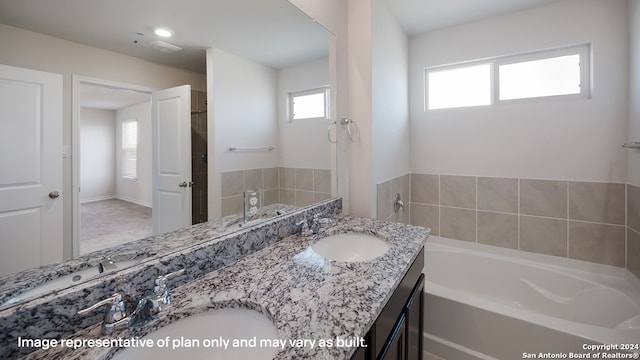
[378, 174, 640, 277]
[221, 167, 332, 216]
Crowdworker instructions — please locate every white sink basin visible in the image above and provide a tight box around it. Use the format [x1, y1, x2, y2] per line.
[311, 232, 390, 262]
[112, 308, 279, 360]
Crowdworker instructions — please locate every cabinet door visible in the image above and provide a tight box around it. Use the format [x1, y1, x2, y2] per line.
[378, 314, 406, 360]
[406, 274, 425, 360]
[351, 344, 367, 360]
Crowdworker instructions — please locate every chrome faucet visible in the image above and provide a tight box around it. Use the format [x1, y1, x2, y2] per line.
[77, 293, 128, 335]
[98, 257, 118, 273]
[295, 219, 311, 236]
[129, 269, 185, 327]
[311, 213, 331, 234]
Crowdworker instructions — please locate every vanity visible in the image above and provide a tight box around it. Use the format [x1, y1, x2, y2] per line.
[2, 199, 429, 360]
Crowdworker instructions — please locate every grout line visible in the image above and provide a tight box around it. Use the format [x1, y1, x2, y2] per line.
[438, 175, 441, 237]
[517, 178, 521, 251]
[566, 181, 570, 259]
[625, 183, 628, 269]
[475, 175, 478, 244]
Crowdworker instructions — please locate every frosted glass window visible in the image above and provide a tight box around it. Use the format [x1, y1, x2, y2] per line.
[427, 64, 491, 110]
[121, 120, 137, 180]
[290, 88, 328, 120]
[424, 44, 589, 110]
[499, 54, 581, 100]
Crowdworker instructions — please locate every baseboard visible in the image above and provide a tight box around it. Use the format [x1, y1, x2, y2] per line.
[115, 195, 152, 208]
[80, 195, 116, 204]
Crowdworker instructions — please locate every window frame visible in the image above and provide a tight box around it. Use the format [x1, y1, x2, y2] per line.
[424, 44, 591, 111]
[288, 86, 330, 122]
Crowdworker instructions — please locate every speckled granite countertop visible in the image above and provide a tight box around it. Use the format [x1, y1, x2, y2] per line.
[0, 203, 299, 307]
[20, 215, 429, 360]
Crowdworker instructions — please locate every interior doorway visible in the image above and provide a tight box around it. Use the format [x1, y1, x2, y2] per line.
[75, 79, 153, 255]
[72, 77, 208, 257]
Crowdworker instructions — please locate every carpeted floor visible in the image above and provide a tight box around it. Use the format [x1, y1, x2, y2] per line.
[80, 199, 152, 255]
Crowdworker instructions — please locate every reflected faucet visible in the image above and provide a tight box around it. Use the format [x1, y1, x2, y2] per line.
[98, 257, 118, 273]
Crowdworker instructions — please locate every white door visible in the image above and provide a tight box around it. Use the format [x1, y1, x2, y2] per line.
[152, 85, 192, 235]
[0, 64, 63, 276]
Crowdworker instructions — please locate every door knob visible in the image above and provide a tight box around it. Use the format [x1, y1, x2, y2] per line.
[188, 181, 194, 187]
[49, 191, 61, 199]
[178, 182, 188, 188]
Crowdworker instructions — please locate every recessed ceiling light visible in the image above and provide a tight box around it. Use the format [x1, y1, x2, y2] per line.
[154, 28, 173, 38]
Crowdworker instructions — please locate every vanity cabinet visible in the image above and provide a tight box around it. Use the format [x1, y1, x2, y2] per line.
[351, 247, 425, 360]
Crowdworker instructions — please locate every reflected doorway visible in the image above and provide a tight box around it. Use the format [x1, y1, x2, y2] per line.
[77, 82, 153, 255]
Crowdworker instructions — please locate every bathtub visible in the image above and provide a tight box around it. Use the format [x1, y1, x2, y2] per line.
[423, 236, 640, 360]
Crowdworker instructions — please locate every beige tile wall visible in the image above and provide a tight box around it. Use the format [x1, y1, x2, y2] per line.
[378, 174, 636, 271]
[377, 174, 411, 224]
[628, 184, 640, 278]
[221, 167, 331, 216]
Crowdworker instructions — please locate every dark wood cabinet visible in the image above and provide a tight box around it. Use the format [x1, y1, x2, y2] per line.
[379, 313, 406, 360]
[405, 274, 425, 359]
[351, 247, 425, 360]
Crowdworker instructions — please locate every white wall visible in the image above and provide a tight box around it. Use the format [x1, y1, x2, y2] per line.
[79, 108, 115, 202]
[288, 0, 349, 212]
[207, 47, 279, 218]
[115, 101, 152, 207]
[0, 24, 206, 258]
[409, 0, 629, 182]
[345, 0, 375, 217]
[372, 0, 410, 185]
[630, 0, 640, 187]
[277, 57, 331, 170]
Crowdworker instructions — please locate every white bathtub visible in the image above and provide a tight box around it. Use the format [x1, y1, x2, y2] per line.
[423, 236, 640, 360]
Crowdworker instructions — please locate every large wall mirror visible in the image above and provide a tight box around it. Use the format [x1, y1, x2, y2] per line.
[0, 0, 335, 308]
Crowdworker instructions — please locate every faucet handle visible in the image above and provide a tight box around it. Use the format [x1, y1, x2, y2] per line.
[146, 269, 185, 313]
[154, 269, 185, 292]
[77, 293, 127, 335]
[98, 257, 117, 273]
[77, 293, 124, 317]
[295, 219, 310, 235]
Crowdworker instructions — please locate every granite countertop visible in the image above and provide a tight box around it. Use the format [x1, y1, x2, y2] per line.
[21, 215, 429, 360]
[0, 203, 299, 307]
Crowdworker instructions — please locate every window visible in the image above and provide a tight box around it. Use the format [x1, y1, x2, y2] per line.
[289, 87, 329, 121]
[425, 44, 589, 110]
[498, 54, 581, 101]
[121, 120, 137, 180]
[427, 63, 491, 110]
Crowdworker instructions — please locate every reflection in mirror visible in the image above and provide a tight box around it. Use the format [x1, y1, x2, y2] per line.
[211, 48, 332, 220]
[0, 0, 333, 309]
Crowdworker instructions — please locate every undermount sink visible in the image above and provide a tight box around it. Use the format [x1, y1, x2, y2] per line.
[311, 232, 390, 262]
[112, 308, 279, 360]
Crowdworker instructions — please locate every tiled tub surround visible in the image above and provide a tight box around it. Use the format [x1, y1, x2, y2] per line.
[0, 198, 342, 359]
[19, 215, 429, 360]
[629, 184, 640, 279]
[378, 174, 639, 274]
[221, 167, 332, 216]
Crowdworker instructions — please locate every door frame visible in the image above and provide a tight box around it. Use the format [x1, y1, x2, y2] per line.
[71, 75, 155, 258]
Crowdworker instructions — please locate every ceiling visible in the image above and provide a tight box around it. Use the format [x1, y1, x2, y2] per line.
[0, 0, 329, 74]
[0, 0, 565, 75]
[0, 0, 564, 109]
[386, 0, 564, 35]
